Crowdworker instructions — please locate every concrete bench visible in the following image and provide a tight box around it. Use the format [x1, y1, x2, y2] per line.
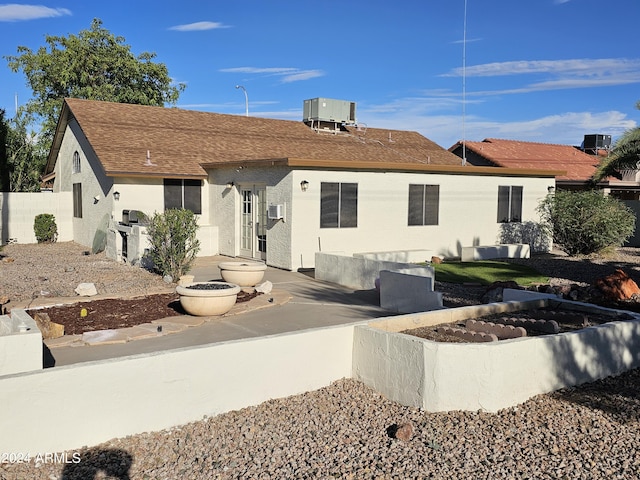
[461, 243, 530, 262]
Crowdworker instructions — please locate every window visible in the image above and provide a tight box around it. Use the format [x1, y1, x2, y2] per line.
[163, 179, 202, 214]
[320, 182, 358, 228]
[497, 185, 523, 223]
[72, 151, 81, 174]
[408, 184, 439, 226]
[72, 183, 82, 218]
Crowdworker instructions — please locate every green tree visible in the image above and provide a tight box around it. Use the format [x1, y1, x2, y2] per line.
[593, 102, 640, 181]
[537, 190, 635, 256]
[5, 18, 184, 148]
[0, 109, 45, 192]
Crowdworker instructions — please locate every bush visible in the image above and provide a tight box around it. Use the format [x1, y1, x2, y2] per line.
[537, 190, 635, 256]
[33, 213, 58, 243]
[145, 208, 200, 281]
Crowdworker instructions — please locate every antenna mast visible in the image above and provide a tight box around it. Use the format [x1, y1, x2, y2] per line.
[462, 0, 468, 166]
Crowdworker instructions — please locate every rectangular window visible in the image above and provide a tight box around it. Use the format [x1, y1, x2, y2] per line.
[320, 182, 358, 228]
[497, 185, 523, 223]
[72, 183, 82, 218]
[163, 179, 202, 214]
[408, 184, 439, 226]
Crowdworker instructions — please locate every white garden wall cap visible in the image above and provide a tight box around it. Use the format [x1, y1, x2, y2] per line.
[218, 262, 267, 271]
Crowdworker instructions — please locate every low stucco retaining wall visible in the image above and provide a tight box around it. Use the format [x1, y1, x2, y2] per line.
[0, 324, 358, 454]
[315, 252, 434, 290]
[353, 299, 640, 413]
[0, 309, 42, 376]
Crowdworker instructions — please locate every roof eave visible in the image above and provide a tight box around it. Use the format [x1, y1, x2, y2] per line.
[203, 156, 563, 177]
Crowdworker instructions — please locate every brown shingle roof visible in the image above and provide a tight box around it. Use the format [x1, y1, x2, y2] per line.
[48, 98, 467, 179]
[452, 138, 598, 181]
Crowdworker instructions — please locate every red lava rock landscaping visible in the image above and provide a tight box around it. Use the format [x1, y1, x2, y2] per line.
[26, 291, 260, 335]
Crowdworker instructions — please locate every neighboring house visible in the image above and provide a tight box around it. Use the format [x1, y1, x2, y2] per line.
[44, 98, 560, 271]
[449, 137, 640, 245]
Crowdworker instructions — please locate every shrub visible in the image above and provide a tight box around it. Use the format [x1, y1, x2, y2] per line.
[145, 208, 200, 281]
[33, 213, 58, 243]
[537, 190, 635, 256]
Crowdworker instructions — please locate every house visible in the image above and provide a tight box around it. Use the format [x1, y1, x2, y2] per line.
[43, 98, 561, 271]
[449, 137, 640, 245]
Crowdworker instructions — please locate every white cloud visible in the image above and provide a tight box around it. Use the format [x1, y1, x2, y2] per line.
[445, 58, 640, 78]
[169, 21, 230, 31]
[219, 67, 298, 75]
[281, 70, 324, 83]
[0, 4, 71, 21]
[220, 66, 325, 83]
[357, 100, 636, 149]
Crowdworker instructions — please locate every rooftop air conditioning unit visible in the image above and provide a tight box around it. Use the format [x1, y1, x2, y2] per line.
[303, 98, 356, 124]
[583, 134, 611, 150]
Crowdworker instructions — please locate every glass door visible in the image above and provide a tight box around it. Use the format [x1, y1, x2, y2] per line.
[239, 185, 267, 260]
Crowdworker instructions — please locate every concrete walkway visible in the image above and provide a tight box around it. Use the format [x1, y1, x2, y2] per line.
[46, 256, 393, 367]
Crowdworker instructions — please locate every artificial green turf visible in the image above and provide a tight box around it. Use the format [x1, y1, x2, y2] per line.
[432, 260, 548, 286]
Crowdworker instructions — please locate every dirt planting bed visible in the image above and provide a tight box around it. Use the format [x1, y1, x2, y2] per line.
[403, 307, 636, 343]
[26, 291, 260, 335]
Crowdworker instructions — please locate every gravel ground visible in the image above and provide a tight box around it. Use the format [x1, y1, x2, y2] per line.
[2, 242, 640, 479]
[0, 242, 173, 307]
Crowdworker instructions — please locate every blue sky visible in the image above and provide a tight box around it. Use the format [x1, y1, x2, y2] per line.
[1, 0, 639, 149]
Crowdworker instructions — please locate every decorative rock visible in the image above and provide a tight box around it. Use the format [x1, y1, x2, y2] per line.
[255, 280, 273, 294]
[465, 319, 527, 339]
[1, 257, 14, 263]
[74, 282, 97, 296]
[481, 281, 521, 304]
[595, 269, 640, 301]
[493, 316, 560, 334]
[436, 326, 498, 342]
[163, 275, 173, 284]
[394, 422, 414, 442]
[33, 312, 65, 339]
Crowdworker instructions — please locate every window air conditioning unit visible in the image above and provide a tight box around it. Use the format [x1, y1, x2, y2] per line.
[268, 204, 284, 220]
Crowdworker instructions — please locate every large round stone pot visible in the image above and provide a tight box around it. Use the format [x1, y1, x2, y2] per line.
[176, 281, 241, 316]
[218, 261, 267, 287]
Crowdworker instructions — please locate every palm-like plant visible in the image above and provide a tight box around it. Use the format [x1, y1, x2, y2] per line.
[593, 125, 640, 182]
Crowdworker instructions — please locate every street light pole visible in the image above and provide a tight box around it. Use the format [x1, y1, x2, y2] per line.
[235, 85, 248, 117]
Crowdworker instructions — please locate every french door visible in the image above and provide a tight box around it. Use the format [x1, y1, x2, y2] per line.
[239, 185, 267, 260]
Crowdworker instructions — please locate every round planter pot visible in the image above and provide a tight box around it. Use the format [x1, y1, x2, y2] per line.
[218, 261, 267, 287]
[176, 281, 241, 316]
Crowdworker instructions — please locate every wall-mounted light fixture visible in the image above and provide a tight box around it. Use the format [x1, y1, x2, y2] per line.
[547, 186, 556, 194]
[226, 181, 235, 189]
[300, 180, 309, 192]
[113, 191, 120, 201]
[93, 195, 100, 204]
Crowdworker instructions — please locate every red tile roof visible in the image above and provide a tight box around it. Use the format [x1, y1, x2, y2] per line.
[451, 138, 600, 182]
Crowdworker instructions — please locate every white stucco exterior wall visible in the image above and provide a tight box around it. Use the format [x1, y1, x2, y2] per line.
[209, 166, 292, 268]
[289, 170, 553, 270]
